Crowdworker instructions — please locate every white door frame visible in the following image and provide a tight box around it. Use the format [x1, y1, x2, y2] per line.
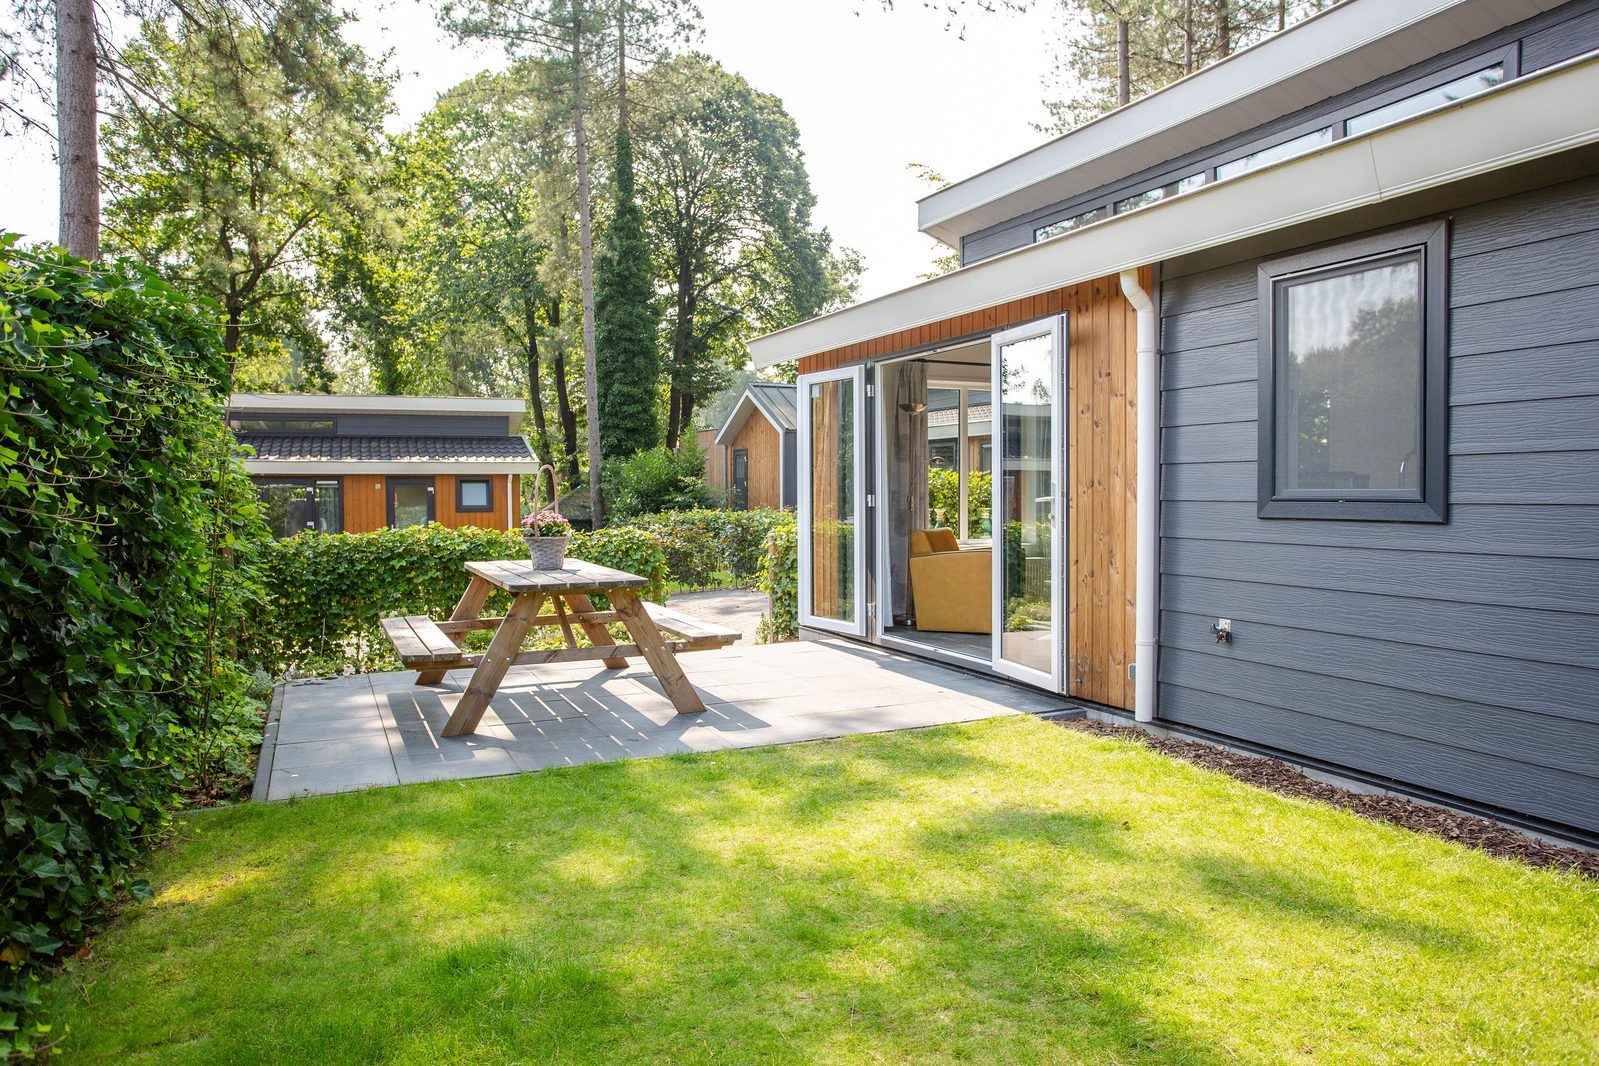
[797, 364, 869, 638]
[990, 316, 1067, 692]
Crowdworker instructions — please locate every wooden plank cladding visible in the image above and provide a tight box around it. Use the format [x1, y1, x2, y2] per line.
[796, 271, 1144, 711]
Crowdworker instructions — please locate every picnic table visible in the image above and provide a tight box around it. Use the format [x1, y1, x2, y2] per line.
[380, 559, 736, 737]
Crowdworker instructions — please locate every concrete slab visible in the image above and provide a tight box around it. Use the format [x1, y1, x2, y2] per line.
[255, 638, 1071, 799]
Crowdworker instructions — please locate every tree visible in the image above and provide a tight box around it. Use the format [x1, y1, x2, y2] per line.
[54, 0, 96, 257]
[438, 0, 695, 525]
[594, 126, 660, 457]
[1042, 0, 1341, 130]
[100, 0, 391, 377]
[635, 54, 859, 448]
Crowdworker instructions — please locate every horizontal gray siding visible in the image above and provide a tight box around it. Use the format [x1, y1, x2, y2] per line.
[963, 0, 1599, 265]
[1156, 173, 1599, 836]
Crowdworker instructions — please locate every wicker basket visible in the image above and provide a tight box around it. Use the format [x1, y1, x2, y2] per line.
[522, 532, 569, 569]
[521, 463, 569, 568]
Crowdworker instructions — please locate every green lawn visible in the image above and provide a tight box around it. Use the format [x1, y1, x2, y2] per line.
[56, 717, 1598, 1064]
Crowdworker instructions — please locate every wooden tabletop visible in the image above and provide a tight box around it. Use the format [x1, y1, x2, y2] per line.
[465, 558, 651, 594]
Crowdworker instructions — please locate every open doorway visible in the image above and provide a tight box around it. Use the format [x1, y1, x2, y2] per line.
[875, 340, 994, 664]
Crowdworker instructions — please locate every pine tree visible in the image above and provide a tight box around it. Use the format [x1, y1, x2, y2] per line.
[595, 127, 661, 457]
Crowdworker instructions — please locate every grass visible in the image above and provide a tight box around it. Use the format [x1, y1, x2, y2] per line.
[56, 716, 1599, 1064]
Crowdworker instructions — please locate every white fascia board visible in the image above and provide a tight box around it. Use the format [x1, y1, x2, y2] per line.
[714, 396, 757, 447]
[917, 0, 1566, 246]
[752, 51, 1599, 369]
[230, 393, 527, 431]
[242, 460, 541, 475]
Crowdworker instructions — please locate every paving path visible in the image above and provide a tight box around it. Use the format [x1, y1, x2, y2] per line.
[665, 587, 769, 643]
[256, 639, 1070, 800]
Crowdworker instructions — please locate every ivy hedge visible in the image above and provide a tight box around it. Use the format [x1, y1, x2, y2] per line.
[756, 518, 798, 643]
[623, 508, 790, 588]
[257, 524, 668, 674]
[1, 241, 267, 1056]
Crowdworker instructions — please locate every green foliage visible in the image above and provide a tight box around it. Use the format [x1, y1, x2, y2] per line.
[0, 240, 268, 1052]
[101, 0, 392, 377]
[624, 508, 790, 588]
[257, 523, 668, 674]
[927, 467, 993, 533]
[604, 444, 714, 520]
[596, 129, 662, 458]
[756, 518, 798, 643]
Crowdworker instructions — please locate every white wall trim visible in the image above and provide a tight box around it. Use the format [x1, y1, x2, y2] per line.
[243, 460, 541, 475]
[751, 50, 1599, 368]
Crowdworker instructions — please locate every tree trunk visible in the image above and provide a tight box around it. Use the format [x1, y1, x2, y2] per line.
[1183, 0, 1194, 74]
[1277, 0, 1287, 32]
[1216, 1, 1232, 59]
[550, 299, 580, 486]
[524, 298, 553, 464]
[56, 0, 99, 259]
[572, 2, 605, 527]
[664, 258, 695, 450]
[1116, 19, 1130, 106]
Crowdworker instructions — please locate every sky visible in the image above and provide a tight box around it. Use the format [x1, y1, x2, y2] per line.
[0, 0, 1064, 301]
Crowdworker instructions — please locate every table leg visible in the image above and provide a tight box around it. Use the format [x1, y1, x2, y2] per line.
[610, 589, 705, 714]
[417, 574, 492, 685]
[443, 591, 542, 737]
[565, 593, 628, 669]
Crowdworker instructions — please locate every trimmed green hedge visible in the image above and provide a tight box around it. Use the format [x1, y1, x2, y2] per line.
[1, 241, 267, 1056]
[257, 524, 668, 674]
[756, 518, 798, 643]
[624, 509, 791, 588]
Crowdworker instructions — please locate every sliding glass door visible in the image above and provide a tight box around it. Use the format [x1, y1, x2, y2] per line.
[799, 365, 868, 637]
[991, 318, 1066, 689]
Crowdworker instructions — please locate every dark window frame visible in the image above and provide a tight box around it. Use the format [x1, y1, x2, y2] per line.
[254, 476, 344, 538]
[454, 476, 494, 513]
[731, 449, 750, 511]
[386, 476, 436, 528]
[1257, 220, 1449, 523]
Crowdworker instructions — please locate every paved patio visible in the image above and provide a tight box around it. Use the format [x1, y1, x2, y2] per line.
[257, 639, 1071, 800]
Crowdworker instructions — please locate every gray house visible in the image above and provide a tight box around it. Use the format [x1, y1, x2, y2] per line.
[751, 0, 1599, 842]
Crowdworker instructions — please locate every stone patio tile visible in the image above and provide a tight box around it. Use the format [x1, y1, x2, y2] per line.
[393, 747, 521, 785]
[274, 713, 390, 745]
[271, 733, 395, 769]
[714, 716, 847, 750]
[506, 738, 616, 773]
[268, 756, 397, 799]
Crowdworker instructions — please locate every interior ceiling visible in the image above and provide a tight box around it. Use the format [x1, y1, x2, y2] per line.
[909, 340, 990, 384]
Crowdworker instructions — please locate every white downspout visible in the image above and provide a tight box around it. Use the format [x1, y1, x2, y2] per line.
[1119, 269, 1158, 723]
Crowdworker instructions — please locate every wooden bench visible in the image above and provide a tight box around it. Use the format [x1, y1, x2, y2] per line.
[379, 602, 737, 673]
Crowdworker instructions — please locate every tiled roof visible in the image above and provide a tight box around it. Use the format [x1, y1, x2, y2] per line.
[242, 435, 535, 462]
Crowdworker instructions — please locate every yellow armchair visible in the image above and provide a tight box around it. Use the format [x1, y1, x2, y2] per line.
[908, 528, 992, 634]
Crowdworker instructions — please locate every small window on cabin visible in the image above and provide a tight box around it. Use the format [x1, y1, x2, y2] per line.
[1113, 172, 1206, 215]
[1346, 64, 1506, 137]
[1034, 206, 1107, 243]
[1258, 222, 1447, 522]
[1216, 126, 1334, 181]
[455, 478, 493, 512]
[230, 417, 335, 434]
[282, 419, 335, 433]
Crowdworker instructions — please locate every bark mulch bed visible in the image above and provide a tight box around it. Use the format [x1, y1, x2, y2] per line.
[1056, 718, 1599, 880]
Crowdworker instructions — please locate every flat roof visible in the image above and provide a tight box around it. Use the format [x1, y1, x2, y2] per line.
[229, 393, 526, 431]
[917, 0, 1569, 247]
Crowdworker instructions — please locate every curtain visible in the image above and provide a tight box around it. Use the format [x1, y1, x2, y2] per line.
[887, 361, 930, 621]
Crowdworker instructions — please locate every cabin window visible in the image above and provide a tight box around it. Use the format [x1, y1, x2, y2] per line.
[1034, 206, 1106, 243]
[1114, 172, 1206, 215]
[1346, 63, 1506, 137]
[256, 479, 342, 539]
[455, 477, 493, 512]
[230, 417, 336, 434]
[1258, 222, 1447, 522]
[1216, 126, 1334, 181]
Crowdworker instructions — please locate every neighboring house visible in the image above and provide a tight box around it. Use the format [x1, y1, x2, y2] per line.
[710, 382, 798, 510]
[696, 427, 727, 497]
[230, 394, 537, 538]
[750, 0, 1599, 842]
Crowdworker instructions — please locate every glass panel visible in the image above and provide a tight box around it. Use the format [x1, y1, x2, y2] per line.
[732, 450, 750, 510]
[1216, 126, 1334, 180]
[997, 333, 1056, 676]
[391, 481, 433, 528]
[925, 387, 961, 530]
[808, 377, 856, 623]
[1276, 255, 1424, 498]
[458, 479, 490, 509]
[231, 418, 282, 434]
[313, 481, 342, 534]
[282, 419, 336, 433]
[1114, 172, 1207, 214]
[257, 480, 340, 538]
[1034, 206, 1107, 243]
[1347, 64, 1505, 136]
